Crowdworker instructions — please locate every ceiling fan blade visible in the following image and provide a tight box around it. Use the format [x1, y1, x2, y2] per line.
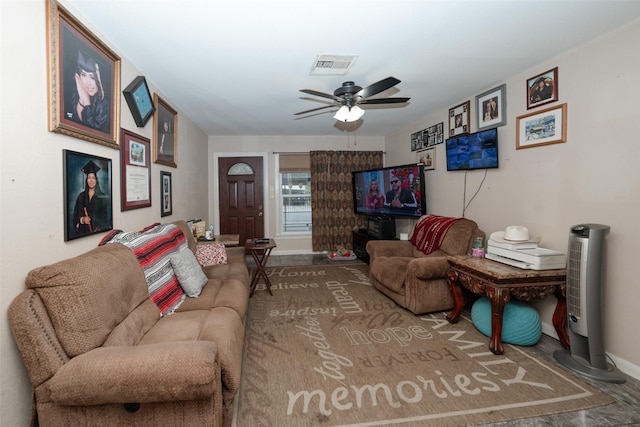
[294, 109, 337, 120]
[300, 89, 340, 101]
[359, 97, 410, 105]
[355, 77, 401, 99]
[294, 104, 337, 116]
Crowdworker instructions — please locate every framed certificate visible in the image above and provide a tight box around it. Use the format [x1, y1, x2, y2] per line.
[120, 128, 151, 210]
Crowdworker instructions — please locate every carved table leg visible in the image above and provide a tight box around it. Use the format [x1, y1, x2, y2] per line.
[553, 285, 570, 349]
[487, 286, 510, 355]
[446, 269, 464, 324]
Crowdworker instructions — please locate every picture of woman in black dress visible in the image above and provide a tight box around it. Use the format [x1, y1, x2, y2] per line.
[72, 159, 109, 236]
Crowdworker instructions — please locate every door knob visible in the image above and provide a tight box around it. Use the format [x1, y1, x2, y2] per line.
[258, 212, 263, 217]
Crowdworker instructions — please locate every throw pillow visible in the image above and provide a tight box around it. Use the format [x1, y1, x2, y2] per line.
[170, 249, 208, 297]
[195, 243, 228, 267]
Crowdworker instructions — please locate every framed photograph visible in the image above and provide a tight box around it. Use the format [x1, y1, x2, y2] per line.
[63, 150, 113, 241]
[123, 76, 155, 127]
[449, 101, 470, 137]
[417, 147, 435, 171]
[516, 103, 567, 150]
[46, 0, 121, 148]
[120, 129, 151, 211]
[476, 84, 507, 130]
[527, 67, 558, 109]
[411, 130, 425, 151]
[426, 122, 444, 146]
[160, 171, 173, 217]
[153, 94, 178, 167]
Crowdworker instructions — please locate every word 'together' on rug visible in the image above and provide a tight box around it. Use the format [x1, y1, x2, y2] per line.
[236, 264, 612, 426]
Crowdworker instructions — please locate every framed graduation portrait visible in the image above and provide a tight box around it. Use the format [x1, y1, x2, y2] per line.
[46, 0, 121, 148]
[63, 150, 113, 241]
[153, 94, 178, 167]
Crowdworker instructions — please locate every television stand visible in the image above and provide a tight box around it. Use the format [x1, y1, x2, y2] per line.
[352, 229, 398, 264]
[367, 216, 396, 239]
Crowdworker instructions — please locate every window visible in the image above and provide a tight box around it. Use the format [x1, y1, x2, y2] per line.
[279, 154, 311, 233]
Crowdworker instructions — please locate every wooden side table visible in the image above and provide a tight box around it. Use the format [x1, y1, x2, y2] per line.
[445, 255, 567, 355]
[246, 239, 277, 297]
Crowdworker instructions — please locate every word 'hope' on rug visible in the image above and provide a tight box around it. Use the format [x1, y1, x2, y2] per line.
[237, 264, 612, 426]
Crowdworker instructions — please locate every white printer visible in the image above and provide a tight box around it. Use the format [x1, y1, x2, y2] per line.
[485, 226, 566, 270]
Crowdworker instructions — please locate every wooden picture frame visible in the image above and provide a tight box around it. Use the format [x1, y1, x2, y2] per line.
[153, 94, 178, 167]
[476, 84, 507, 130]
[516, 103, 567, 150]
[120, 129, 151, 211]
[123, 76, 155, 127]
[46, 0, 121, 148]
[527, 67, 558, 109]
[449, 101, 470, 137]
[417, 147, 435, 171]
[63, 150, 113, 241]
[160, 171, 173, 217]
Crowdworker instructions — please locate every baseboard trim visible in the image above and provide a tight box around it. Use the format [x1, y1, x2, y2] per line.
[542, 321, 640, 381]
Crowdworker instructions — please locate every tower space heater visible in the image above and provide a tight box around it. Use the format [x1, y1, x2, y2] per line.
[554, 224, 626, 383]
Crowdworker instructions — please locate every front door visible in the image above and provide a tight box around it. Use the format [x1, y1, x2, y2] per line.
[218, 156, 264, 245]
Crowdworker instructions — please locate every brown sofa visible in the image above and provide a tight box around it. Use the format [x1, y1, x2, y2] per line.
[366, 217, 484, 314]
[8, 220, 249, 427]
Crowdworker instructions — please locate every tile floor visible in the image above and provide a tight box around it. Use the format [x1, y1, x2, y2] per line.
[244, 254, 640, 426]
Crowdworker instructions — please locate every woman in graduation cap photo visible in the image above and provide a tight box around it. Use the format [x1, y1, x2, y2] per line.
[65, 49, 110, 133]
[72, 160, 107, 236]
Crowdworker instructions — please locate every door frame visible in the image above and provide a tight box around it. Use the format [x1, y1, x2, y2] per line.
[211, 152, 270, 238]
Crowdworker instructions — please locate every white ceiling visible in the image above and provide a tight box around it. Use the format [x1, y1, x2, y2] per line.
[66, 0, 640, 137]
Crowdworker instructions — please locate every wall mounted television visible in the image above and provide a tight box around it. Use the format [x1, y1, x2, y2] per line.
[445, 127, 499, 171]
[351, 163, 426, 219]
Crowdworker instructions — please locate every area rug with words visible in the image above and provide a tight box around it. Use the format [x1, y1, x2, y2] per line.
[236, 264, 612, 426]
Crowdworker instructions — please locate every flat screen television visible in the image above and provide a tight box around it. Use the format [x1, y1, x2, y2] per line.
[351, 163, 426, 219]
[445, 127, 499, 171]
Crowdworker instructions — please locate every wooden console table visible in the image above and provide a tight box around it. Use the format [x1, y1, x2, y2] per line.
[446, 255, 568, 355]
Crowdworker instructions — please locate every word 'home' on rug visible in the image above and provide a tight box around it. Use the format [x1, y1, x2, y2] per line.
[237, 264, 612, 427]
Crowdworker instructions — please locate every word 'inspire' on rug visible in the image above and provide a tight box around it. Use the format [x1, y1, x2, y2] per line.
[237, 264, 612, 427]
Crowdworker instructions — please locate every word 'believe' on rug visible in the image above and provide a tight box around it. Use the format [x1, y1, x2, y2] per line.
[237, 264, 612, 427]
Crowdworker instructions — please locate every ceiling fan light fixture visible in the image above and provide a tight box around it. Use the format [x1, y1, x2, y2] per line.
[334, 105, 365, 122]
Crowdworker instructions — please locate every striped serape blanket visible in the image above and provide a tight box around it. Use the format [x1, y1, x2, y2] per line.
[100, 223, 187, 316]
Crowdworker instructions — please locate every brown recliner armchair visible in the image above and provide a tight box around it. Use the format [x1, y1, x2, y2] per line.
[366, 217, 484, 314]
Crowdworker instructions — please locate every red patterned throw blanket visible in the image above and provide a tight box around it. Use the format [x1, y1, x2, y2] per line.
[100, 223, 187, 316]
[410, 214, 461, 255]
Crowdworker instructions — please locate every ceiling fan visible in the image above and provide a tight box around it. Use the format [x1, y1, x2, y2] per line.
[294, 76, 410, 122]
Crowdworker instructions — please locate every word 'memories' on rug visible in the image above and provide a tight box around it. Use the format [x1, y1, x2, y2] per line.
[237, 264, 612, 427]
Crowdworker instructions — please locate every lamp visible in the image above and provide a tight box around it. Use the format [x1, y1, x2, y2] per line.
[333, 105, 365, 122]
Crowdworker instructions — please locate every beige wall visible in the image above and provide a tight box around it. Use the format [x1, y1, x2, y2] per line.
[207, 135, 384, 253]
[385, 18, 640, 378]
[1, 1, 209, 425]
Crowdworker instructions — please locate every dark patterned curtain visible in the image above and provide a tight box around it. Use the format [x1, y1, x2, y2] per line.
[310, 151, 383, 252]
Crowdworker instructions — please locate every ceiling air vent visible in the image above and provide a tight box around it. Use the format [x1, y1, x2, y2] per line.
[310, 54, 358, 76]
